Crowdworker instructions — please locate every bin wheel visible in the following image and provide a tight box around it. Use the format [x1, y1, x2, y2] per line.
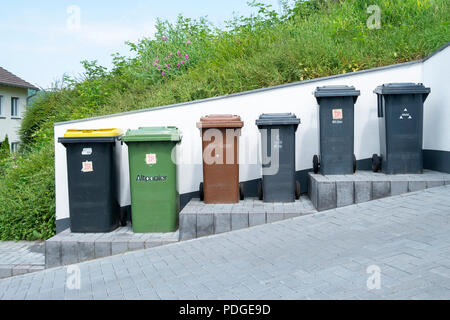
[239, 183, 245, 201]
[313, 155, 320, 174]
[353, 154, 357, 173]
[372, 154, 381, 173]
[199, 182, 204, 201]
[295, 181, 301, 200]
[257, 181, 263, 201]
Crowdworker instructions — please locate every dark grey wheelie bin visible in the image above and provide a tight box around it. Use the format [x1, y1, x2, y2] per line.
[58, 129, 123, 233]
[256, 113, 301, 202]
[372, 83, 431, 174]
[313, 86, 360, 175]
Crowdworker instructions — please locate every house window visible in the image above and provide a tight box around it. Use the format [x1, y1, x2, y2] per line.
[11, 142, 20, 153]
[0, 95, 3, 115]
[11, 97, 19, 117]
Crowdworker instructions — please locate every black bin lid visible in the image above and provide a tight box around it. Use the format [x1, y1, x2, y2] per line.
[58, 136, 120, 144]
[256, 113, 301, 126]
[314, 85, 361, 98]
[374, 83, 431, 95]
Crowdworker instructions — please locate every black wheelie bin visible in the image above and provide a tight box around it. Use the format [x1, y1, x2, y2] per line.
[313, 85, 361, 175]
[58, 128, 123, 233]
[256, 113, 301, 202]
[372, 83, 431, 174]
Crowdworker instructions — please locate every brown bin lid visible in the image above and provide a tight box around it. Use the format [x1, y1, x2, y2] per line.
[196, 114, 244, 129]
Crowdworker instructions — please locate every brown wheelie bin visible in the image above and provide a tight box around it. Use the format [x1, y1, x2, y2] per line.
[197, 115, 245, 204]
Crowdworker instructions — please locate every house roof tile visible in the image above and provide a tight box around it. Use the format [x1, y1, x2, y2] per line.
[0, 67, 39, 90]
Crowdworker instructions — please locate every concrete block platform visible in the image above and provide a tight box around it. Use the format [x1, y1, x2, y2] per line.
[179, 196, 317, 241]
[45, 224, 178, 268]
[309, 170, 450, 211]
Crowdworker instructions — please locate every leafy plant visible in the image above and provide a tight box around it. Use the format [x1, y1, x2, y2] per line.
[0, 143, 55, 241]
[0, 135, 10, 160]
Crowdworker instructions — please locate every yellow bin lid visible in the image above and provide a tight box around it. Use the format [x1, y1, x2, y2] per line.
[64, 128, 123, 138]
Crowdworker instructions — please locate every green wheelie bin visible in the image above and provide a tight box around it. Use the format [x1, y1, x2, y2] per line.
[122, 127, 181, 233]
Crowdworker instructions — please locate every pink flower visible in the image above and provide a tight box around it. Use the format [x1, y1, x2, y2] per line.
[180, 60, 185, 65]
[169, 52, 173, 57]
[166, 64, 171, 68]
[12, 156, 16, 160]
[186, 40, 191, 45]
[177, 51, 181, 56]
[152, 62, 156, 66]
[162, 36, 167, 41]
[161, 72, 166, 76]
[185, 54, 189, 59]
[155, 59, 159, 63]
[177, 63, 180, 68]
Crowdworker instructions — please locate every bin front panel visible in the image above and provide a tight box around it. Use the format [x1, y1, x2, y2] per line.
[65, 142, 119, 233]
[201, 128, 240, 204]
[260, 125, 296, 202]
[319, 96, 355, 175]
[381, 94, 424, 174]
[127, 141, 178, 233]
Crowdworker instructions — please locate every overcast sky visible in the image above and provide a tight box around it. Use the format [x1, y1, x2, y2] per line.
[0, 0, 282, 89]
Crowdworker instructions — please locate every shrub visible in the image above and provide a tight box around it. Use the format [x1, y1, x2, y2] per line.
[0, 143, 55, 241]
[0, 135, 10, 160]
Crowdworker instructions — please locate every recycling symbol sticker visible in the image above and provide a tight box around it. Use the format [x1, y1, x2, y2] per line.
[399, 108, 413, 120]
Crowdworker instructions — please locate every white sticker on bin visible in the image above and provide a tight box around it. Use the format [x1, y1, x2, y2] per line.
[81, 161, 94, 173]
[82, 148, 92, 156]
[332, 109, 343, 120]
[146, 154, 157, 165]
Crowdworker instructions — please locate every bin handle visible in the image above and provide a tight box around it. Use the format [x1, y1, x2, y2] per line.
[377, 95, 383, 118]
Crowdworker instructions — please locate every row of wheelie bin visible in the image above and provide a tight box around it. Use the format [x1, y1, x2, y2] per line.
[197, 114, 302, 204]
[59, 82, 430, 234]
[312, 83, 430, 175]
[59, 127, 182, 234]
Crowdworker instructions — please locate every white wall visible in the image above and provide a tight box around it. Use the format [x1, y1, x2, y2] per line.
[0, 85, 28, 148]
[423, 47, 450, 151]
[54, 45, 449, 222]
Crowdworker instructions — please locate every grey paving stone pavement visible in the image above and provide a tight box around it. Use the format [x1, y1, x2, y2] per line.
[0, 242, 45, 279]
[1, 186, 450, 300]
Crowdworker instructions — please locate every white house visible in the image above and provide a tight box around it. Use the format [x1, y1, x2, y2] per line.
[0, 67, 39, 152]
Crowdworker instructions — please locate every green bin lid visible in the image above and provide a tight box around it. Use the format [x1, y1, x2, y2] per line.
[122, 127, 181, 142]
[314, 85, 361, 98]
[374, 83, 431, 95]
[256, 113, 301, 127]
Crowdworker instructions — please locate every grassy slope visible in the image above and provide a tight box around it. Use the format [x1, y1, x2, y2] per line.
[0, 0, 449, 240]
